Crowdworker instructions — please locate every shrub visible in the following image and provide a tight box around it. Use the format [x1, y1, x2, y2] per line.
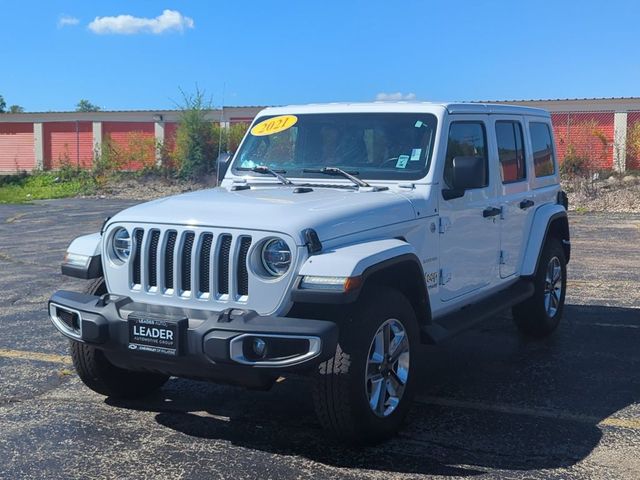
[227, 123, 249, 153]
[93, 135, 125, 180]
[560, 154, 588, 178]
[122, 132, 157, 172]
[174, 88, 217, 179]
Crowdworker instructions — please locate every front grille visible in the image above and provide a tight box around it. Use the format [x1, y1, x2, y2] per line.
[131, 229, 253, 301]
[199, 233, 213, 294]
[132, 229, 144, 285]
[217, 235, 232, 295]
[148, 230, 160, 287]
[165, 231, 177, 290]
[237, 237, 252, 296]
[181, 232, 195, 292]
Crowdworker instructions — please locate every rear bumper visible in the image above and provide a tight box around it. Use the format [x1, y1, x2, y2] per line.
[48, 290, 338, 387]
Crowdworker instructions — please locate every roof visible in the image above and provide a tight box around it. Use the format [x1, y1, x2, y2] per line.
[484, 96, 640, 103]
[1, 106, 266, 115]
[259, 101, 550, 117]
[0, 106, 266, 123]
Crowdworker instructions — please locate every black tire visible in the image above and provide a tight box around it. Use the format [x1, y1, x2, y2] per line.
[512, 237, 567, 338]
[312, 286, 419, 444]
[70, 277, 169, 399]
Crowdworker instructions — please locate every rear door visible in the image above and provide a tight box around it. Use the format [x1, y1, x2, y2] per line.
[491, 116, 533, 278]
[527, 119, 560, 207]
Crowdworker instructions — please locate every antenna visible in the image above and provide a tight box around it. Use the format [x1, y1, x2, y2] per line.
[216, 82, 226, 184]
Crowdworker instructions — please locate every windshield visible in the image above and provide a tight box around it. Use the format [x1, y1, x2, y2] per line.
[231, 113, 438, 181]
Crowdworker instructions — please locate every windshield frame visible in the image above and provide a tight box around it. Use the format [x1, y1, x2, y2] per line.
[230, 112, 439, 182]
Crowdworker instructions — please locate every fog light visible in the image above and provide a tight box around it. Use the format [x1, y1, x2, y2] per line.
[252, 338, 267, 358]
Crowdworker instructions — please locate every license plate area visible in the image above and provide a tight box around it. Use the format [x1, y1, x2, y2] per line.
[128, 313, 187, 356]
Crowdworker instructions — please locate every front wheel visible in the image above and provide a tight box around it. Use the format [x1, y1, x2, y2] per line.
[312, 286, 419, 444]
[70, 277, 169, 398]
[513, 238, 567, 338]
[71, 341, 169, 399]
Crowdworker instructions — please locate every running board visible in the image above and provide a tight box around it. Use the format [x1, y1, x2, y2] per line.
[422, 280, 534, 344]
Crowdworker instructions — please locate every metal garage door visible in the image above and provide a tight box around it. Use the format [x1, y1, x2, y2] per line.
[0, 123, 35, 173]
[43, 122, 93, 169]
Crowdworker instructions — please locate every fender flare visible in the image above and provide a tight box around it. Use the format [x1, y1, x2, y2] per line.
[520, 204, 570, 277]
[291, 239, 431, 324]
[61, 232, 103, 279]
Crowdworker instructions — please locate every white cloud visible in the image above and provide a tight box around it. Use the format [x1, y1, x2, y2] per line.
[58, 15, 80, 28]
[375, 92, 417, 101]
[88, 9, 194, 35]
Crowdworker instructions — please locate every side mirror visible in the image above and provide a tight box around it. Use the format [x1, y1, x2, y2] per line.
[216, 152, 232, 184]
[442, 156, 486, 200]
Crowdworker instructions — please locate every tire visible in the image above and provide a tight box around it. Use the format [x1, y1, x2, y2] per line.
[312, 286, 419, 444]
[512, 237, 567, 338]
[70, 277, 169, 399]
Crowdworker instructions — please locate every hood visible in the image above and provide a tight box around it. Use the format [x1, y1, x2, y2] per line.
[108, 186, 417, 244]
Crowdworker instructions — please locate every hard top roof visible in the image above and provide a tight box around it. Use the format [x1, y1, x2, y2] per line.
[259, 102, 550, 118]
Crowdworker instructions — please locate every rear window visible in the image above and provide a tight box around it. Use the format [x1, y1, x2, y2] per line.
[529, 122, 555, 177]
[496, 121, 526, 183]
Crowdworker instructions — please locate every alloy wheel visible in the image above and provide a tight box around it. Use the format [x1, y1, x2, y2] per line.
[365, 318, 410, 418]
[544, 256, 563, 317]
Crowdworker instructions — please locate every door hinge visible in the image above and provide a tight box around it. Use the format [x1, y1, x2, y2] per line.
[439, 268, 451, 285]
[438, 217, 451, 234]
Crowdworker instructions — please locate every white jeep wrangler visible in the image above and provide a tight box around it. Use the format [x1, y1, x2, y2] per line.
[49, 102, 570, 443]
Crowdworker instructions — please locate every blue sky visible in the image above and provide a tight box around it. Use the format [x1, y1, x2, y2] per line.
[1, 0, 639, 111]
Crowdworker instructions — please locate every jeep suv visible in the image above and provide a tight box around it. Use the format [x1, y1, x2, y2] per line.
[49, 102, 570, 443]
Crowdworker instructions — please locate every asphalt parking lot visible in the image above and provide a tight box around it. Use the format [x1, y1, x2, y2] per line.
[0, 198, 639, 479]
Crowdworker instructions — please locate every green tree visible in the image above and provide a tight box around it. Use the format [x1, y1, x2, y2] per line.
[8, 105, 24, 113]
[0, 95, 6, 113]
[76, 99, 101, 112]
[174, 88, 217, 179]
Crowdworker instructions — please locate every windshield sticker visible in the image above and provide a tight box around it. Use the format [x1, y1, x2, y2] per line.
[415, 120, 423, 128]
[240, 159, 256, 169]
[250, 115, 298, 136]
[396, 155, 409, 169]
[410, 148, 422, 161]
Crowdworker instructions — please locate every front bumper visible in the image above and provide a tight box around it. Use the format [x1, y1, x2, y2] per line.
[48, 290, 338, 387]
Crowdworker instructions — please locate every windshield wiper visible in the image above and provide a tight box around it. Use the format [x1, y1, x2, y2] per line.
[302, 167, 371, 188]
[237, 166, 293, 185]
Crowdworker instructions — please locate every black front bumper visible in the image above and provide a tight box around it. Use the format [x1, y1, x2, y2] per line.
[48, 290, 338, 388]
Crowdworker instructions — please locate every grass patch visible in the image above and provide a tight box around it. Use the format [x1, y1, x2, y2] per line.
[0, 171, 96, 204]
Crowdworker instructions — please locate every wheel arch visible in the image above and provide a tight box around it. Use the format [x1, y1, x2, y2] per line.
[359, 255, 432, 338]
[521, 205, 570, 277]
[289, 242, 432, 340]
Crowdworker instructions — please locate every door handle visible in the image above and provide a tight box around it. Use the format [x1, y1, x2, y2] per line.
[519, 199, 534, 210]
[483, 207, 501, 218]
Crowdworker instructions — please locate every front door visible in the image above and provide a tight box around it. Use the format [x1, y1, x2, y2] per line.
[438, 117, 500, 302]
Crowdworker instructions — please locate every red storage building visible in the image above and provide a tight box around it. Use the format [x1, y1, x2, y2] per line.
[1, 101, 639, 174]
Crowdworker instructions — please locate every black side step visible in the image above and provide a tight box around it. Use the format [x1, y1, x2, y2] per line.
[422, 279, 534, 344]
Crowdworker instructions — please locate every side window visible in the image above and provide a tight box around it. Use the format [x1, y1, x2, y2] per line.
[496, 121, 526, 183]
[444, 122, 488, 189]
[529, 122, 555, 177]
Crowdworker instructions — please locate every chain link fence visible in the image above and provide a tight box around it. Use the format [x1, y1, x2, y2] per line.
[626, 111, 640, 170]
[550, 112, 614, 171]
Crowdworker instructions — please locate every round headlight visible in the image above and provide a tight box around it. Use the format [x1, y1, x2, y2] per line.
[112, 228, 131, 262]
[261, 238, 291, 277]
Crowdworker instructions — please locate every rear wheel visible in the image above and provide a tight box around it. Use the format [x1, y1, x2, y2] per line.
[70, 277, 169, 399]
[513, 238, 567, 338]
[312, 286, 419, 444]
